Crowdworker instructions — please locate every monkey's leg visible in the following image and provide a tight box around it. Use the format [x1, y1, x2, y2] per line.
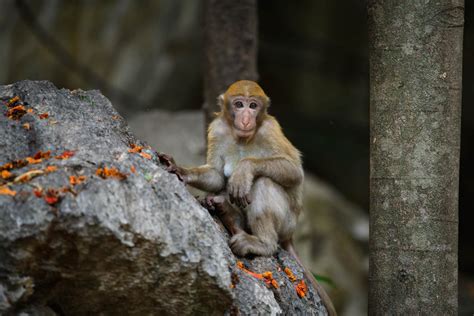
[230, 177, 291, 257]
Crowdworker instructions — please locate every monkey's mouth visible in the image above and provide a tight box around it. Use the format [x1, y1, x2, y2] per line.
[234, 126, 255, 137]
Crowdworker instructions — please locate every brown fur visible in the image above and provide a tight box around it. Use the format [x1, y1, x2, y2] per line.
[175, 80, 336, 315]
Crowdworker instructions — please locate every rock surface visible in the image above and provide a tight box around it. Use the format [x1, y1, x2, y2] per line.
[0, 81, 327, 315]
[130, 108, 369, 316]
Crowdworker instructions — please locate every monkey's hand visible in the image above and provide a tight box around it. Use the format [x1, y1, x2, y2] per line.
[228, 160, 255, 208]
[158, 153, 186, 182]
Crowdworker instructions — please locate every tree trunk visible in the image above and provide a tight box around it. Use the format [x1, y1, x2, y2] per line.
[202, 0, 258, 125]
[368, 1, 463, 315]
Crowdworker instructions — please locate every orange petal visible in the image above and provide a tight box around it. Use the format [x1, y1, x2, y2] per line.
[55, 150, 75, 160]
[139, 152, 152, 160]
[284, 267, 297, 282]
[0, 186, 16, 196]
[26, 157, 42, 164]
[1, 170, 12, 179]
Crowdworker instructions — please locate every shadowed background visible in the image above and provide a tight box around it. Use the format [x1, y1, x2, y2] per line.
[1, 0, 472, 314]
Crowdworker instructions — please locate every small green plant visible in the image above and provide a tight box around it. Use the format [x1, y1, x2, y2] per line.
[312, 273, 336, 288]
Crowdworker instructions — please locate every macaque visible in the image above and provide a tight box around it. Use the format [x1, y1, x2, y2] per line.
[171, 80, 336, 315]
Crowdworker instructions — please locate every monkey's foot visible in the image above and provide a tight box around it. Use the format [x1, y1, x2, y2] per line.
[230, 232, 276, 257]
[230, 232, 253, 256]
[200, 194, 225, 211]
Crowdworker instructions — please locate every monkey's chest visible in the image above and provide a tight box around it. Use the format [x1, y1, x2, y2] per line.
[223, 160, 237, 178]
[223, 146, 261, 178]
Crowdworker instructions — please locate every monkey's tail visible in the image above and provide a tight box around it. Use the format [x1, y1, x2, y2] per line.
[282, 240, 337, 316]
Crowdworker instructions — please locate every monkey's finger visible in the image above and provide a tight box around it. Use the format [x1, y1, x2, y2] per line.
[235, 185, 242, 202]
[245, 194, 251, 205]
[233, 195, 240, 207]
[206, 199, 213, 209]
[238, 197, 246, 208]
[208, 199, 216, 211]
[242, 194, 249, 208]
[237, 196, 244, 208]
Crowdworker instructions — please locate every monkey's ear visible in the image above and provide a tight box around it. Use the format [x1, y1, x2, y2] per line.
[217, 94, 225, 109]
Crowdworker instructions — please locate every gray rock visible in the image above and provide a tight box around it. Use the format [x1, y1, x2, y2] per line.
[130, 108, 370, 316]
[0, 81, 327, 315]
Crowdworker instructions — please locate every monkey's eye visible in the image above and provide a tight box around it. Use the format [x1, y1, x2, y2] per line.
[235, 101, 244, 108]
[249, 102, 258, 109]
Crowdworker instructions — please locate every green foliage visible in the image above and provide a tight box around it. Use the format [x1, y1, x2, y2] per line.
[312, 272, 336, 288]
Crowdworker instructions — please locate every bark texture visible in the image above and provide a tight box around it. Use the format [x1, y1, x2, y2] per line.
[203, 0, 258, 124]
[368, 1, 463, 314]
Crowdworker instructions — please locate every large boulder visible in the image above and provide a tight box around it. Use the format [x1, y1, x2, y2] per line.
[130, 109, 369, 315]
[0, 81, 327, 315]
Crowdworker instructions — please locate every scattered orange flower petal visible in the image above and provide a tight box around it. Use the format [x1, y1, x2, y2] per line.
[128, 144, 143, 153]
[60, 186, 75, 194]
[15, 160, 28, 169]
[55, 151, 75, 160]
[44, 189, 59, 205]
[271, 279, 279, 289]
[262, 271, 273, 279]
[295, 280, 308, 298]
[0, 186, 16, 196]
[14, 169, 44, 183]
[236, 261, 263, 280]
[262, 271, 279, 289]
[38, 113, 49, 119]
[128, 144, 153, 159]
[23, 123, 31, 130]
[6, 105, 27, 120]
[1, 170, 12, 179]
[130, 165, 136, 174]
[284, 267, 297, 282]
[44, 165, 57, 173]
[0, 162, 14, 171]
[96, 166, 127, 180]
[33, 150, 51, 160]
[0, 159, 29, 171]
[69, 175, 86, 185]
[26, 157, 42, 164]
[139, 152, 152, 159]
[6, 96, 20, 107]
[33, 188, 43, 197]
[27, 108, 33, 114]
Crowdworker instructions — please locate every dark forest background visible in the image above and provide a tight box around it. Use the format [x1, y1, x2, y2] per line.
[1, 0, 472, 311]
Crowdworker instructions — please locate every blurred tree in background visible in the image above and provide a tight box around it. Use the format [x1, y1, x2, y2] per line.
[369, 1, 463, 314]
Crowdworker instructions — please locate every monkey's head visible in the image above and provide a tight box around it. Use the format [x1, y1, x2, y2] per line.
[218, 80, 270, 140]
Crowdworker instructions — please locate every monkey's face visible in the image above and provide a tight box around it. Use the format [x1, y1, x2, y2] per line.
[229, 97, 262, 139]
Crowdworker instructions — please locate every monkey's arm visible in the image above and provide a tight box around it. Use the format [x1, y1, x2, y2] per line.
[228, 156, 302, 208]
[181, 165, 225, 193]
[176, 118, 227, 192]
[244, 156, 303, 188]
